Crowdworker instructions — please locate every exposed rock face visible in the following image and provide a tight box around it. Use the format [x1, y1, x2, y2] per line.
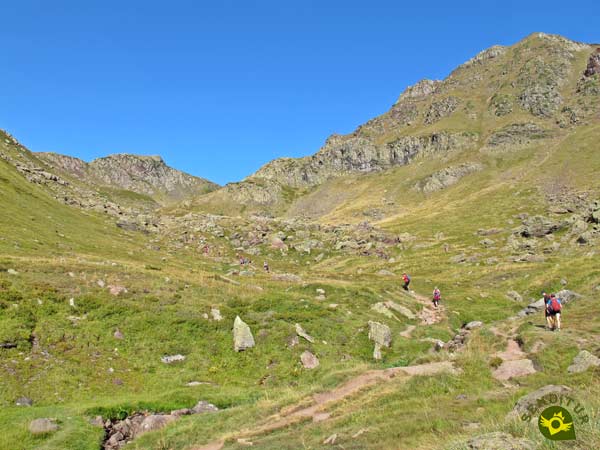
[485, 123, 550, 149]
[233, 316, 255, 352]
[460, 45, 507, 68]
[415, 163, 483, 194]
[583, 49, 600, 77]
[248, 132, 477, 189]
[397, 79, 442, 101]
[36, 152, 218, 204]
[568, 350, 600, 373]
[424, 96, 459, 124]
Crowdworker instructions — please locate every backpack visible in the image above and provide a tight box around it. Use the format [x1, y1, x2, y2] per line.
[404, 274, 411, 283]
[550, 298, 562, 313]
[433, 290, 441, 300]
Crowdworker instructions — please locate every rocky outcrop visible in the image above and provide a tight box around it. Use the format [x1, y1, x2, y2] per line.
[459, 45, 507, 68]
[583, 48, 600, 77]
[415, 163, 483, 194]
[37, 152, 218, 204]
[249, 132, 477, 189]
[103, 401, 218, 449]
[397, 79, 441, 102]
[424, 96, 459, 124]
[485, 123, 550, 149]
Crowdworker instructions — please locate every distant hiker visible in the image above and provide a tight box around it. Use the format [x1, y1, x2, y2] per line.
[546, 293, 562, 331]
[432, 287, 441, 308]
[263, 261, 269, 272]
[402, 273, 411, 291]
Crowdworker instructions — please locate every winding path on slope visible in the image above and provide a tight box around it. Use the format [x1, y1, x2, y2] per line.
[190, 362, 458, 450]
[189, 288, 453, 449]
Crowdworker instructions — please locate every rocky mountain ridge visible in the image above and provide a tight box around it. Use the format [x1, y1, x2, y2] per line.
[36, 151, 218, 204]
[189, 32, 599, 216]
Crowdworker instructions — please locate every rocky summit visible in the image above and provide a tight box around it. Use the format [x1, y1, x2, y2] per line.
[2, 32, 600, 450]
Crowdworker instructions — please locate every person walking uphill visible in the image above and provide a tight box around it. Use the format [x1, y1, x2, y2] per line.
[546, 293, 562, 331]
[402, 273, 411, 291]
[542, 292, 552, 329]
[432, 287, 441, 308]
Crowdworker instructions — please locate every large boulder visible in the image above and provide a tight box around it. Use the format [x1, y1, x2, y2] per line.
[29, 418, 59, 435]
[368, 321, 392, 360]
[507, 385, 572, 421]
[368, 321, 392, 347]
[300, 351, 320, 369]
[464, 321, 483, 330]
[233, 316, 255, 352]
[517, 298, 545, 317]
[518, 215, 565, 238]
[137, 414, 176, 436]
[556, 289, 582, 304]
[568, 350, 600, 373]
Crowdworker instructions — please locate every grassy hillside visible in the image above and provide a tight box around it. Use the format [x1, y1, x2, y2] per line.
[2, 33, 600, 450]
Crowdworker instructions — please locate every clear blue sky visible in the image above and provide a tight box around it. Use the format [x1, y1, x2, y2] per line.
[1, 1, 597, 185]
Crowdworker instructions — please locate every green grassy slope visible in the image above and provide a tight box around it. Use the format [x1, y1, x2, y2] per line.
[2, 33, 600, 450]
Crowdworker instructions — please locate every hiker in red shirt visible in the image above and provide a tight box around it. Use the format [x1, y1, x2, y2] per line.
[402, 273, 411, 291]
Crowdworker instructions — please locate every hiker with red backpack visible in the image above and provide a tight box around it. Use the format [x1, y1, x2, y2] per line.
[545, 293, 562, 331]
[402, 273, 411, 291]
[432, 287, 441, 308]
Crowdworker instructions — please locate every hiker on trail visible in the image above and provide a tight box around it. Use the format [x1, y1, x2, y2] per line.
[402, 273, 411, 291]
[542, 292, 552, 329]
[263, 261, 269, 272]
[546, 293, 562, 331]
[432, 287, 441, 308]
